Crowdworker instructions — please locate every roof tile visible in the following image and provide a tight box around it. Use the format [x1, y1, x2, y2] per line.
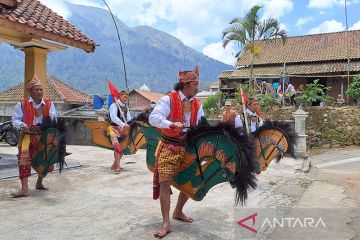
[236, 31, 360, 66]
[0, 76, 91, 104]
[0, 0, 96, 52]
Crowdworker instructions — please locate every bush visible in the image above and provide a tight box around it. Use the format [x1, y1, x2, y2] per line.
[235, 83, 255, 105]
[257, 93, 278, 110]
[346, 74, 360, 105]
[295, 79, 332, 106]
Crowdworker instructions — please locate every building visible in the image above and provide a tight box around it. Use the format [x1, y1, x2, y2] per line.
[0, 75, 91, 120]
[209, 81, 219, 92]
[0, 0, 96, 98]
[219, 30, 360, 103]
[128, 89, 164, 114]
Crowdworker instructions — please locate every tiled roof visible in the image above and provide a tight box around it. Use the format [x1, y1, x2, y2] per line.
[131, 89, 164, 102]
[236, 30, 360, 66]
[0, 75, 91, 104]
[0, 0, 96, 52]
[218, 70, 234, 79]
[226, 61, 360, 78]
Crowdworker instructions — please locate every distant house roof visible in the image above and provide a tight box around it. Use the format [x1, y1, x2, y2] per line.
[219, 30, 360, 80]
[209, 81, 219, 88]
[196, 91, 216, 98]
[0, 75, 91, 104]
[139, 84, 150, 92]
[236, 30, 360, 66]
[0, 0, 96, 52]
[129, 89, 164, 102]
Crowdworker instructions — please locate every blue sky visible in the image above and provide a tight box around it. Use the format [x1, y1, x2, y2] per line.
[41, 0, 360, 65]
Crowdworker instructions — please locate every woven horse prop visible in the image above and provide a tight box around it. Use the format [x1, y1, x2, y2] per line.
[28, 117, 67, 178]
[141, 118, 296, 204]
[85, 115, 296, 204]
[84, 119, 148, 155]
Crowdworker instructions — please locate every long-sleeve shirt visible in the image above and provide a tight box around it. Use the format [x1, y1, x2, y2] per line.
[109, 100, 131, 129]
[285, 84, 296, 96]
[149, 91, 204, 130]
[234, 109, 263, 133]
[12, 97, 57, 129]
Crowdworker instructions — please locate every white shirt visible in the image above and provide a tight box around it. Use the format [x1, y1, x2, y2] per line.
[149, 91, 204, 130]
[234, 109, 264, 133]
[109, 100, 131, 128]
[286, 84, 296, 96]
[12, 97, 57, 129]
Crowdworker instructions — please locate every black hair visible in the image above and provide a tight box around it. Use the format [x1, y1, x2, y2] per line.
[174, 82, 185, 91]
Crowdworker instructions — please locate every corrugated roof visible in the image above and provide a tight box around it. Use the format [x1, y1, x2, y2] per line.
[236, 30, 360, 66]
[0, 75, 90, 104]
[0, 0, 96, 52]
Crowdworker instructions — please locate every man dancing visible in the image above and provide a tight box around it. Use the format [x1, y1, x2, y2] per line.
[149, 66, 204, 238]
[11, 75, 57, 198]
[108, 90, 131, 173]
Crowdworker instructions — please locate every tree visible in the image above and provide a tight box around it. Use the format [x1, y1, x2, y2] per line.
[346, 74, 360, 105]
[222, 5, 287, 91]
[295, 79, 332, 106]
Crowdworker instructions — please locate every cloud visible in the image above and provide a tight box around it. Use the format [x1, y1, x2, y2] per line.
[39, 0, 72, 19]
[261, 0, 294, 19]
[308, 20, 345, 34]
[39, 0, 293, 50]
[202, 42, 237, 65]
[349, 20, 360, 30]
[104, 0, 292, 48]
[307, 0, 359, 9]
[295, 16, 314, 27]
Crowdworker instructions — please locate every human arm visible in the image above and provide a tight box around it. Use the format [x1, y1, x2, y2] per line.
[149, 96, 173, 129]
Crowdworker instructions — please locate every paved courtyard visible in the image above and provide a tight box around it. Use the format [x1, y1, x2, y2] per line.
[0, 144, 359, 240]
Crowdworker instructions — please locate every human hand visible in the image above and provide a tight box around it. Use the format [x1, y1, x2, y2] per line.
[170, 122, 183, 130]
[20, 123, 29, 132]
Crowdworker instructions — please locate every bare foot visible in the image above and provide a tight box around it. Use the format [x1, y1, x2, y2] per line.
[173, 212, 193, 223]
[154, 221, 172, 238]
[11, 190, 29, 198]
[36, 183, 48, 190]
[113, 168, 121, 174]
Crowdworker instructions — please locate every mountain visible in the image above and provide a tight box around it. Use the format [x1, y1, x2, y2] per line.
[0, 3, 233, 94]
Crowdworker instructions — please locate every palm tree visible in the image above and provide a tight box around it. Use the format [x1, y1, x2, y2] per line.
[222, 5, 287, 91]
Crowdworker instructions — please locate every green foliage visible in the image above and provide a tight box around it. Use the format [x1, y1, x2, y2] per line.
[203, 92, 223, 117]
[203, 95, 218, 110]
[295, 80, 332, 106]
[235, 84, 255, 105]
[346, 74, 360, 103]
[222, 5, 287, 58]
[326, 130, 345, 142]
[257, 93, 278, 110]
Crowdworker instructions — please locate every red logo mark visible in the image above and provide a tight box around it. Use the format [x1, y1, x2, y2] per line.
[237, 213, 257, 233]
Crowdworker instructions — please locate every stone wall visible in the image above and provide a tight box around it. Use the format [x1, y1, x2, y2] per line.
[262, 106, 360, 148]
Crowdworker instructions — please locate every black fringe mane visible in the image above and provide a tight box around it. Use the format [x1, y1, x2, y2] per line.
[187, 117, 257, 205]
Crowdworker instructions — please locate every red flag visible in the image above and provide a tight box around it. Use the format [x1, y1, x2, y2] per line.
[241, 86, 248, 105]
[107, 80, 120, 100]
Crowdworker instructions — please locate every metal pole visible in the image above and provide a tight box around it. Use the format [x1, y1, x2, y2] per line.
[345, 0, 350, 104]
[102, 0, 128, 90]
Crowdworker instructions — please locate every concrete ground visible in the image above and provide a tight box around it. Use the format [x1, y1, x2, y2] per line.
[0, 144, 359, 240]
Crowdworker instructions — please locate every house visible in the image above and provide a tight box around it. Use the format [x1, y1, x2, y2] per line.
[209, 81, 219, 92]
[128, 89, 164, 114]
[219, 30, 360, 103]
[0, 0, 96, 98]
[0, 75, 91, 121]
